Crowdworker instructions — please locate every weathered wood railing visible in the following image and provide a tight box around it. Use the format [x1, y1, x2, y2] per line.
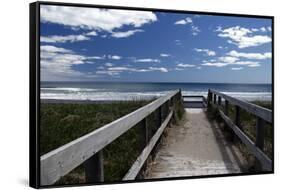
[182, 95, 207, 108]
[40, 90, 182, 185]
[207, 89, 272, 171]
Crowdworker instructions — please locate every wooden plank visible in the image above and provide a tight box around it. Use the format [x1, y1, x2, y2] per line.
[182, 95, 204, 98]
[210, 89, 272, 123]
[225, 100, 229, 116]
[214, 94, 217, 104]
[40, 90, 179, 186]
[207, 91, 211, 107]
[140, 118, 149, 150]
[218, 96, 222, 106]
[123, 111, 173, 180]
[218, 109, 272, 171]
[235, 106, 241, 129]
[158, 105, 162, 126]
[256, 117, 265, 150]
[255, 117, 266, 170]
[184, 100, 204, 103]
[202, 97, 207, 108]
[83, 150, 104, 183]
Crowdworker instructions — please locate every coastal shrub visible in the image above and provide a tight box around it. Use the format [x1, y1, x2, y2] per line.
[207, 100, 273, 170]
[40, 96, 185, 184]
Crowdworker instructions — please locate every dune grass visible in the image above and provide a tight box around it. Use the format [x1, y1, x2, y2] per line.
[40, 97, 184, 184]
[207, 100, 272, 170]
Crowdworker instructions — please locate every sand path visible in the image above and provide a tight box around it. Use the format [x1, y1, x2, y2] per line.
[145, 108, 247, 178]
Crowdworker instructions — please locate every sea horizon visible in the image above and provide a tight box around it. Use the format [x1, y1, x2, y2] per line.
[41, 81, 272, 85]
[41, 81, 272, 101]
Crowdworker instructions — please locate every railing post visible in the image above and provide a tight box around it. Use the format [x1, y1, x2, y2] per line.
[235, 106, 241, 130]
[207, 90, 212, 107]
[225, 100, 229, 116]
[158, 105, 162, 127]
[218, 96, 221, 106]
[255, 116, 265, 170]
[83, 150, 104, 183]
[137, 117, 149, 178]
[214, 94, 217, 104]
[165, 100, 169, 118]
[180, 90, 183, 105]
[140, 118, 149, 149]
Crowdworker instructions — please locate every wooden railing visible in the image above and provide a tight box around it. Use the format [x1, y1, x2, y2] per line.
[208, 89, 272, 171]
[182, 95, 207, 108]
[40, 90, 182, 186]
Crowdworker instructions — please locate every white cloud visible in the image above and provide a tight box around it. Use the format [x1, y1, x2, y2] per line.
[202, 60, 260, 68]
[177, 63, 196, 68]
[191, 25, 200, 36]
[41, 5, 157, 32]
[251, 28, 259, 32]
[41, 34, 90, 43]
[107, 67, 149, 73]
[175, 68, 184, 71]
[149, 67, 168, 72]
[104, 66, 168, 73]
[160, 53, 171, 57]
[197, 66, 202, 70]
[218, 56, 239, 63]
[86, 31, 97, 36]
[201, 62, 227, 67]
[108, 55, 122, 60]
[260, 27, 267, 32]
[174, 40, 182, 45]
[174, 17, 193, 25]
[40, 45, 72, 53]
[96, 70, 120, 76]
[105, 63, 114, 67]
[88, 55, 105, 60]
[111, 29, 143, 38]
[231, 67, 243, 70]
[174, 17, 200, 35]
[134, 58, 161, 63]
[227, 50, 272, 59]
[248, 63, 261, 67]
[234, 61, 260, 67]
[217, 26, 271, 48]
[40, 45, 97, 80]
[194, 48, 216, 56]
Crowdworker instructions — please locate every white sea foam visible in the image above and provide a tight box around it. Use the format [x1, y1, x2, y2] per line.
[41, 88, 272, 101]
[41, 87, 101, 92]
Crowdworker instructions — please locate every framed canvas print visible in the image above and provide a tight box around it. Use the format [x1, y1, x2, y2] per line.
[29, 1, 274, 188]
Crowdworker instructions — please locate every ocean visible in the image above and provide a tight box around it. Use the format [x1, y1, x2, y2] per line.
[40, 82, 272, 101]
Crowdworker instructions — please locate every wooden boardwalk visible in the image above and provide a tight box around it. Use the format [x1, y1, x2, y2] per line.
[40, 90, 272, 186]
[146, 108, 247, 178]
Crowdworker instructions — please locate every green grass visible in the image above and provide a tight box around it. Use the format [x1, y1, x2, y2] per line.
[40, 97, 184, 184]
[207, 100, 273, 170]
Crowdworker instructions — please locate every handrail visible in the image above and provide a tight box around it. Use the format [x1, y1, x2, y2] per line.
[40, 90, 180, 185]
[208, 89, 272, 171]
[209, 89, 272, 123]
[123, 110, 173, 180]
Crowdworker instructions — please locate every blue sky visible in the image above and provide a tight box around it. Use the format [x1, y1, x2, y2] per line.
[40, 5, 272, 83]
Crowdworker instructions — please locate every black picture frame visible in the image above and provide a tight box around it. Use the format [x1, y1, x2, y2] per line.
[30, 1, 274, 189]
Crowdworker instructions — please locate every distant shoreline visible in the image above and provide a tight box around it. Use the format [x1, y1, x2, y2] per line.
[41, 81, 272, 85]
[41, 98, 272, 105]
[41, 99, 145, 104]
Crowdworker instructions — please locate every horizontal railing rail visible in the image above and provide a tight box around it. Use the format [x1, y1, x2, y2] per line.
[207, 89, 272, 171]
[182, 95, 207, 108]
[123, 110, 173, 180]
[40, 90, 181, 185]
[209, 89, 272, 123]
